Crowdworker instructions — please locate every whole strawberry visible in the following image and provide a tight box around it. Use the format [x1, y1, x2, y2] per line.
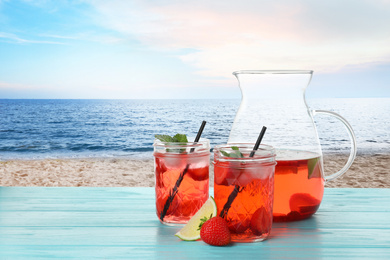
[199, 216, 231, 246]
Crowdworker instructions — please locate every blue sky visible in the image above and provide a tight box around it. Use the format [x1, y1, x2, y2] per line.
[0, 0, 389, 99]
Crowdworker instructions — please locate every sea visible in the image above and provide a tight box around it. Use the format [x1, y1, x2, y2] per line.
[0, 98, 389, 160]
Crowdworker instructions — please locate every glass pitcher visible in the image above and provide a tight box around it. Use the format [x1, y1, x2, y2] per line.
[228, 70, 357, 222]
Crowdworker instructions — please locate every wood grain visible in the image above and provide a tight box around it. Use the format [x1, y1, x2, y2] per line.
[0, 187, 389, 259]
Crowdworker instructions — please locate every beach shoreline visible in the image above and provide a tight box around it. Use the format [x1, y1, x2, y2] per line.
[1, 153, 389, 188]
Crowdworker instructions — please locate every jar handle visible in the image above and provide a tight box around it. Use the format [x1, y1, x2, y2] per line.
[312, 110, 357, 182]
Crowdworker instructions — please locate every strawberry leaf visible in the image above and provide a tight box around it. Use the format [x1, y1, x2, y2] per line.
[198, 213, 213, 231]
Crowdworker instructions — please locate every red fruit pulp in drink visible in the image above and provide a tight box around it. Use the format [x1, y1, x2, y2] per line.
[273, 150, 324, 222]
[214, 159, 274, 242]
[250, 206, 271, 236]
[154, 152, 209, 225]
[187, 166, 209, 181]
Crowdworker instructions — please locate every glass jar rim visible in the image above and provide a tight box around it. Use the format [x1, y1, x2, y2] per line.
[233, 70, 313, 75]
[213, 143, 276, 164]
[153, 137, 210, 149]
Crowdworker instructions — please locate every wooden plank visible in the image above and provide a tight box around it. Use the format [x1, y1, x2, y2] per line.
[0, 187, 389, 259]
[0, 225, 389, 246]
[0, 210, 389, 229]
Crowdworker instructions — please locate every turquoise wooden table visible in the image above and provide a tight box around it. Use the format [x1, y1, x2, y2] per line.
[0, 187, 389, 259]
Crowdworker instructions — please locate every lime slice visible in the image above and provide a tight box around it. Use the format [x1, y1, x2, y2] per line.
[175, 197, 217, 241]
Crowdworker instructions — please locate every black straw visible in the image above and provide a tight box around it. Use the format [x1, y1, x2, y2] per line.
[159, 121, 207, 221]
[190, 120, 207, 153]
[249, 126, 267, 157]
[220, 126, 267, 218]
[195, 121, 207, 142]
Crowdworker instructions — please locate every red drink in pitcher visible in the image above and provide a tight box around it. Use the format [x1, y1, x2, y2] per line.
[213, 144, 276, 242]
[154, 139, 210, 225]
[273, 150, 324, 222]
[228, 70, 357, 222]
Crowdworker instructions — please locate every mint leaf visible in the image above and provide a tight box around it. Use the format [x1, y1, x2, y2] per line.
[172, 134, 188, 143]
[220, 150, 231, 157]
[220, 146, 244, 158]
[155, 133, 188, 153]
[230, 146, 244, 158]
[155, 134, 174, 142]
[230, 151, 244, 158]
[230, 152, 244, 158]
[308, 157, 320, 179]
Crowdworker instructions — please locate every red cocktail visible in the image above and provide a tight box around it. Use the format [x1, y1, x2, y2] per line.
[154, 139, 210, 225]
[273, 150, 324, 222]
[213, 144, 276, 242]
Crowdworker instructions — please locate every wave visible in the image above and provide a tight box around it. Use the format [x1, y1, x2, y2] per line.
[1, 98, 389, 159]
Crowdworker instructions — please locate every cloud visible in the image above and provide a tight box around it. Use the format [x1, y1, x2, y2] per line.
[0, 31, 66, 44]
[87, 0, 390, 77]
[37, 32, 124, 44]
[0, 81, 41, 91]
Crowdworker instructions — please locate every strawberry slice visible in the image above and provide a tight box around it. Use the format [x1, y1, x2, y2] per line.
[289, 193, 321, 214]
[228, 218, 250, 234]
[214, 167, 229, 186]
[250, 206, 271, 236]
[187, 166, 209, 181]
[286, 211, 302, 221]
[155, 158, 168, 176]
[273, 211, 305, 222]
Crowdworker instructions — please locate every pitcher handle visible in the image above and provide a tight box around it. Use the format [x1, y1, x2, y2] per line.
[312, 109, 357, 182]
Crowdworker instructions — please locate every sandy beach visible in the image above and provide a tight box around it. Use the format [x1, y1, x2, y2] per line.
[1, 153, 389, 188]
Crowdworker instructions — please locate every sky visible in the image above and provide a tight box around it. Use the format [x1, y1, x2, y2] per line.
[0, 0, 389, 99]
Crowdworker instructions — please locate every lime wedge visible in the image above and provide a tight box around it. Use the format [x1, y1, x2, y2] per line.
[175, 197, 217, 241]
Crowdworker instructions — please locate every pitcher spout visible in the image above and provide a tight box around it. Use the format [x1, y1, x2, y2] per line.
[233, 70, 313, 100]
